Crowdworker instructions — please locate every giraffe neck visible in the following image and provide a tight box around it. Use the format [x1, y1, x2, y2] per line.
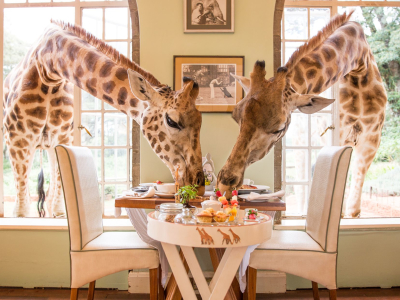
[288, 22, 371, 96]
[35, 25, 147, 124]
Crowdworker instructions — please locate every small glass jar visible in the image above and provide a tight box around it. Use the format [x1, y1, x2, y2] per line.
[245, 208, 258, 222]
[155, 203, 183, 223]
[174, 208, 197, 225]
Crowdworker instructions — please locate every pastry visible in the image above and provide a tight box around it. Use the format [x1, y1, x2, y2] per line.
[213, 211, 228, 222]
[196, 210, 213, 223]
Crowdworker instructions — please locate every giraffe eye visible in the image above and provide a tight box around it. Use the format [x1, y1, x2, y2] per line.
[166, 113, 181, 130]
[273, 127, 285, 135]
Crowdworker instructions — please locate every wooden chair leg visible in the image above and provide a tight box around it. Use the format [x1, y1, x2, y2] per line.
[158, 264, 165, 300]
[150, 267, 159, 300]
[70, 288, 79, 300]
[245, 267, 257, 300]
[329, 289, 337, 300]
[87, 281, 95, 300]
[312, 281, 320, 300]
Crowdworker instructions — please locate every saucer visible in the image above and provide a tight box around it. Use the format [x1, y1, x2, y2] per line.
[155, 192, 175, 199]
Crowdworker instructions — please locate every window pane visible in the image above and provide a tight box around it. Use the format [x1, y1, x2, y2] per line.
[310, 8, 330, 37]
[104, 184, 128, 216]
[286, 149, 308, 182]
[104, 149, 127, 181]
[311, 114, 333, 147]
[105, 8, 128, 39]
[108, 41, 128, 57]
[104, 113, 127, 146]
[82, 91, 102, 110]
[284, 8, 308, 40]
[82, 8, 103, 39]
[284, 42, 304, 64]
[81, 113, 102, 146]
[28, 0, 50, 4]
[285, 114, 308, 146]
[4, 0, 25, 3]
[285, 185, 308, 216]
[4, 8, 74, 80]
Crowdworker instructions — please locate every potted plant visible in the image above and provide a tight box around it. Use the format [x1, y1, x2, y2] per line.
[176, 184, 198, 208]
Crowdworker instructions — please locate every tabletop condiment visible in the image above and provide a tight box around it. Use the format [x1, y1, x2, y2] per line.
[155, 203, 183, 222]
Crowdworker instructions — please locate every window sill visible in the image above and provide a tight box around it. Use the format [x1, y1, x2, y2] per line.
[274, 218, 400, 231]
[0, 218, 134, 231]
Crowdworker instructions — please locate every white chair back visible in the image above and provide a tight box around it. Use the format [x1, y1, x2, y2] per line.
[306, 146, 352, 253]
[55, 145, 103, 251]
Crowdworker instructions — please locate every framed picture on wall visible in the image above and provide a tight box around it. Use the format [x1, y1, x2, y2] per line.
[174, 56, 244, 112]
[184, 0, 234, 33]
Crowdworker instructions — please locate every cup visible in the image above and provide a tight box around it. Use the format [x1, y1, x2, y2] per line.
[154, 183, 176, 194]
[243, 178, 255, 185]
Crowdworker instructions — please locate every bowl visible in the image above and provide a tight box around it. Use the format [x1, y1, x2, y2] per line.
[154, 183, 176, 194]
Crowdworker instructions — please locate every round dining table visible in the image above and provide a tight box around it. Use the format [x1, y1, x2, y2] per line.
[147, 211, 273, 300]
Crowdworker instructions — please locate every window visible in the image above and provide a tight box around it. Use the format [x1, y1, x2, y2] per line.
[282, 0, 400, 218]
[1, 1, 134, 218]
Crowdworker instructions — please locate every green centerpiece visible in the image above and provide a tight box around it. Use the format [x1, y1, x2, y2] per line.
[176, 184, 198, 208]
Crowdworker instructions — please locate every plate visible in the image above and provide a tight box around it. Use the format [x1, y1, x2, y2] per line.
[155, 192, 175, 199]
[238, 185, 270, 194]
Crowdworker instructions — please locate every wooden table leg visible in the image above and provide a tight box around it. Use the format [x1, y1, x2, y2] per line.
[165, 248, 189, 300]
[209, 248, 243, 300]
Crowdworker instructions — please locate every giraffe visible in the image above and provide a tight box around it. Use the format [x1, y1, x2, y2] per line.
[217, 11, 387, 217]
[217, 229, 233, 245]
[196, 227, 207, 244]
[228, 228, 240, 244]
[4, 21, 205, 217]
[201, 228, 214, 245]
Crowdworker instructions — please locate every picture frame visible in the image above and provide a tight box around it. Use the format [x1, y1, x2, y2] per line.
[174, 56, 245, 112]
[184, 0, 234, 33]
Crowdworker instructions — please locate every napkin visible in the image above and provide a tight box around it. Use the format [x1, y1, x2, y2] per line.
[119, 187, 157, 199]
[247, 190, 285, 201]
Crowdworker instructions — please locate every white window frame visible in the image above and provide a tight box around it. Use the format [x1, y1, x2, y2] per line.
[282, 0, 400, 219]
[0, 0, 132, 218]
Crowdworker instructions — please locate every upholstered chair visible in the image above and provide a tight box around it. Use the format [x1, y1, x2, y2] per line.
[245, 146, 353, 300]
[55, 145, 161, 300]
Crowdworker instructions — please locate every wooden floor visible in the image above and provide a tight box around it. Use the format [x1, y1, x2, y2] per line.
[0, 287, 399, 299]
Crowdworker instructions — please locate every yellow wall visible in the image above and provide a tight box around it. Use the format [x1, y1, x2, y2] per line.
[138, 0, 276, 187]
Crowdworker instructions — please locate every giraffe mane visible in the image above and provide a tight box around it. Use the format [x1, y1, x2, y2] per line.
[285, 10, 354, 74]
[50, 19, 162, 87]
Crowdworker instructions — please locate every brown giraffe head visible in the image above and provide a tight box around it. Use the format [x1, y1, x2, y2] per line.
[217, 61, 334, 197]
[128, 70, 205, 194]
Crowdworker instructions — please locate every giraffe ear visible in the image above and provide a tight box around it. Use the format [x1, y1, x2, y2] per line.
[182, 77, 199, 102]
[230, 73, 250, 95]
[293, 94, 335, 114]
[127, 69, 159, 103]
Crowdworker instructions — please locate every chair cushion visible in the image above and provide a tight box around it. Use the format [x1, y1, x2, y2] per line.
[256, 230, 323, 252]
[81, 232, 155, 251]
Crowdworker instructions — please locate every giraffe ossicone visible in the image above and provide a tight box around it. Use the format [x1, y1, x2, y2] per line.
[217, 11, 387, 218]
[4, 20, 204, 218]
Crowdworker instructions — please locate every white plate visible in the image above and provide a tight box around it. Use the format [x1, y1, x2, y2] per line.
[155, 192, 175, 199]
[238, 185, 270, 194]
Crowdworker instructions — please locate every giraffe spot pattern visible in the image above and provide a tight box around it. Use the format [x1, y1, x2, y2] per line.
[41, 39, 53, 56]
[50, 110, 73, 126]
[130, 98, 138, 107]
[21, 68, 39, 91]
[50, 96, 73, 107]
[20, 94, 45, 105]
[99, 61, 115, 78]
[58, 58, 69, 79]
[26, 119, 43, 134]
[41, 84, 49, 95]
[26, 107, 47, 120]
[130, 110, 139, 118]
[75, 65, 84, 78]
[16, 121, 25, 133]
[52, 85, 60, 94]
[103, 81, 116, 94]
[56, 35, 68, 52]
[86, 78, 97, 96]
[116, 68, 128, 81]
[158, 131, 166, 142]
[321, 46, 336, 62]
[117, 87, 128, 105]
[67, 43, 81, 61]
[14, 138, 29, 148]
[84, 52, 100, 72]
